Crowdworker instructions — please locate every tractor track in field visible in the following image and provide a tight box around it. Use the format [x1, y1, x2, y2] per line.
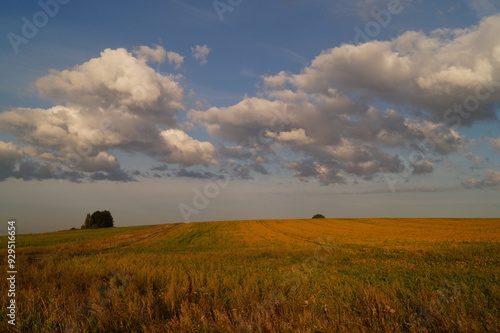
[257, 220, 325, 246]
[20, 223, 185, 260]
[100, 223, 184, 251]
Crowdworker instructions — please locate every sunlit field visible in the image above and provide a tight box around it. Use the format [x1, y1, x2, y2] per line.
[1, 218, 499, 332]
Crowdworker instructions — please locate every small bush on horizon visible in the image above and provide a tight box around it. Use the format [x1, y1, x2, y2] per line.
[312, 214, 325, 219]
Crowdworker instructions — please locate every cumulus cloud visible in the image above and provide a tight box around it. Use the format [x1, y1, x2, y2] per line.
[0, 46, 216, 182]
[78, 151, 119, 173]
[133, 45, 167, 63]
[286, 159, 345, 185]
[2, 17, 499, 187]
[189, 89, 463, 184]
[190, 97, 295, 143]
[272, 128, 315, 144]
[191, 44, 211, 65]
[35, 47, 184, 124]
[187, 16, 500, 184]
[184, 17, 500, 184]
[0, 141, 86, 182]
[160, 129, 217, 166]
[263, 15, 500, 125]
[166, 51, 184, 69]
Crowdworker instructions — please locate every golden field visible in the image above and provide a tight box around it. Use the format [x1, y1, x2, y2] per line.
[1, 218, 499, 332]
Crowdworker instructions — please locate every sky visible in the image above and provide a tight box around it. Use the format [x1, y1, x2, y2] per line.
[1, 0, 499, 234]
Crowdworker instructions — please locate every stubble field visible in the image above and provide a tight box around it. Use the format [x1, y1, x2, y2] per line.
[1, 218, 499, 332]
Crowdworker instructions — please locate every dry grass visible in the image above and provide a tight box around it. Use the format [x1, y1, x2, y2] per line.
[1, 218, 499, 332]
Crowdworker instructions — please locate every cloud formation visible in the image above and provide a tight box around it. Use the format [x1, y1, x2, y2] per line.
[263, 15, 500, 125]
[192, 44, 211, 65]
[189, 16, 500, 185]
[1, 16, 499, 188]
[189, 82, 463, 184]
[35, 46, 183, 125]
[166, 51, 184, 69]
[133, 45, 167, 63]
[0, 46, 216, 182]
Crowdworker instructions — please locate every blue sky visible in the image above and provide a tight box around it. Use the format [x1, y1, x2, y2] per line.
[1, 0, 499, 233]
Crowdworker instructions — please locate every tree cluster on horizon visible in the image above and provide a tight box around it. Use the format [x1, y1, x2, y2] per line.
[81, 210, 114, 229]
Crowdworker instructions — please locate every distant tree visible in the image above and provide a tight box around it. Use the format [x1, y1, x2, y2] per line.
[81, 213, 93, 229]
[312, 214, 325, 219]
[81, 211, 114, 229]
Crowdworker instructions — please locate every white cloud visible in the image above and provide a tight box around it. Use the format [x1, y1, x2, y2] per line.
[189, 88, 464, 184]
[133, 45, 167, 63]
[262, 71, 291, 89]
[0, 46, 217, 182]
[0, 141, 24, 159]
[78, 151, 119, 173]
[264, 15, 500, 125]
[185, 17, 500, 184]
[189, 97, 296, 142]
[191, 44, 211, 65]
[166, 51, 184, 69]
[160, 129, 217, 166]
[35, 47, 184, 123]
[2, 16, 499, 186]
[273, 128, 314, 144]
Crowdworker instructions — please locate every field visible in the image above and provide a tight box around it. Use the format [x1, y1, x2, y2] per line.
[1, 218, 499, 332]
